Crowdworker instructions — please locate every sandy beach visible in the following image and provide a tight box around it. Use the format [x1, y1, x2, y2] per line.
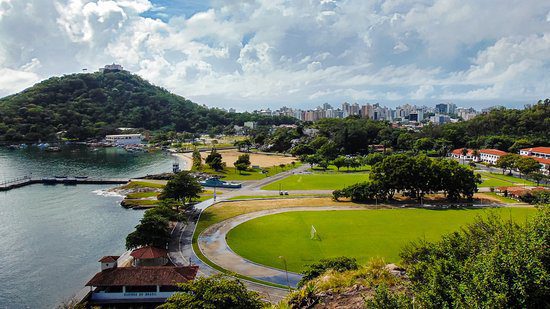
[174, 149, 296, 169]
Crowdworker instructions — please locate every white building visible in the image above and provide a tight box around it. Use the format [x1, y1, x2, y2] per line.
[244, 121, 258, 129]
[479, 149, 508, 165]
[105, 134, 142, 145]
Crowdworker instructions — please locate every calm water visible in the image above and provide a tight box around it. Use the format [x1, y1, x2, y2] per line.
[0, 146, 185, 308]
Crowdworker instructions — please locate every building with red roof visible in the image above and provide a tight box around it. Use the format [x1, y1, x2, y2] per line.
[450, 148, 476, 161]
[85, 266, 198, 305]
[130, 246, 169, 266]
[519, 146, 550, 175]
[520, 147, 550, 159]
[478, 149, 508, 165]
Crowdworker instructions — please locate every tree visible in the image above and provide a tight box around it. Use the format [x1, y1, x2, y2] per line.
[159, 171, 203, 210]
[233, 153, 251, 174]
[205, 149, 224, 171]
[317, 160, 329, 171]
[332, 156, 346, 171]
[528, 172, 547, 186]
[160, 275, 263, 309]
[516, 156, 541, 178]
[192, 147, 202, 170]
[460, 147, 469, 164]
[471, 149, 480, 162]
[126, 215, 170, 249]
[496, 153, 520, 174]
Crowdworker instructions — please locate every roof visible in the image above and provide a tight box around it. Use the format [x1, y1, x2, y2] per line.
[520, 147, 550, 155]
[497, 187, 548, 195]
[99, 256, 119, 263]
[86, 266, 199, 287]
[451, 148, 474, 156]
[522, 155, 550, 165]
[479, 149, 507, 156]
[131, 246, 168, 259]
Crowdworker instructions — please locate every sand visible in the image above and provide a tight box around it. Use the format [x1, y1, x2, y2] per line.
[176, 150, 297, 168]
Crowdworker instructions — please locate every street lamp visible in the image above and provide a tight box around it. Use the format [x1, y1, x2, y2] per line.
[278, 256, 291, 291]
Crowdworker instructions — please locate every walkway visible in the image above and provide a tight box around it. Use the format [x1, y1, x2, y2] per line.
[197, 206, 366, 288]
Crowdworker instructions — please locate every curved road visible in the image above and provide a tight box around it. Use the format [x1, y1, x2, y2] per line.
[198, 206, 367, 288]
[168, 164, 311, 302]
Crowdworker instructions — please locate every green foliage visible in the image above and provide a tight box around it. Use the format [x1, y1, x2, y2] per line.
[364, 284, 412, 309]
[192, 147, 202, 170]
[125, 214, 170, 249]
[516, 156, 541, 177]
[234, 153, 251, 174]
[160, 275, 263, 309]
[144, 199, 185, 222]
[357, 154, 482, 201]
[332, 156, 347, 171]
[0, 71, 295, 141]
[298, 256, 359, 287]
[160, 171, 203, 208]
[205, 149, 225, 171]
[400, 207, 550, 308]
[519, 190, 550, 205]
[496, 153, 521, 174]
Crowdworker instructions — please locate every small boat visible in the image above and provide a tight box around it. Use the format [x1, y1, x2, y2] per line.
[200, 177, 242, 188]
[54, 175, 68, 178]
[74, 176, 89, 179]
[45, 146, 61, 152]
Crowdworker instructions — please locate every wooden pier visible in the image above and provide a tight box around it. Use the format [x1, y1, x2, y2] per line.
[0, 176, 129, 191]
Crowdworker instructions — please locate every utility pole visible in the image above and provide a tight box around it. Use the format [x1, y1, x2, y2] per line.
[279, 256, 291, 291]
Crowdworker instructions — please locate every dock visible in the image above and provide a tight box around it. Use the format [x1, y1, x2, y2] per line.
[0, 176, 129, 191]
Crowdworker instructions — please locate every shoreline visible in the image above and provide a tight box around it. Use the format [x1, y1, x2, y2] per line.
[172, 152, 193, 171]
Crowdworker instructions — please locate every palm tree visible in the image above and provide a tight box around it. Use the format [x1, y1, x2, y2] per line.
[461, 148, 469, 165]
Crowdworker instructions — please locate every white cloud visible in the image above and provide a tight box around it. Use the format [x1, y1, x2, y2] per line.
[0, 0, 548, 109]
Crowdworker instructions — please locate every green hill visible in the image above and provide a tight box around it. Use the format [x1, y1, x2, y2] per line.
[0, 71, 294, 141]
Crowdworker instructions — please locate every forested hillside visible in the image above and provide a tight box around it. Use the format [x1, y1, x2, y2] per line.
[0, 71, 294, 141]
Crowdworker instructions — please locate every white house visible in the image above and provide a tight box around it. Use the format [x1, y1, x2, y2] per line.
[520, 147, 550, 159]
[479, 149, 508, 165]
[450, 148, 475, 161]
[105, 134, 142, 145]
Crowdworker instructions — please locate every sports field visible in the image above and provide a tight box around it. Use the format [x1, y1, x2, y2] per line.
[261, 173, 370, 190]
[226, 207, 535, 272]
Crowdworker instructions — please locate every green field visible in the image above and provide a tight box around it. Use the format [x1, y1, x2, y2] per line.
[199, 164, 300, 181]
[478, 172, 536, 187]
[261, 173, 370, 190]
[226, 207, 535, 272]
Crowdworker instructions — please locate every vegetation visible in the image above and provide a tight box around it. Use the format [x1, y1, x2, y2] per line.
[160, 275, 263, 309]
[125, 201, 182, 249]
[234, 153, 251, 174]
[334, 154, 481, 202]
[225, 207, 535, 272]
[159, 171, 203, 210]
[298, 257, 359, 287]
[401, 207, 549, 308]
[205, 149, 225, 171]
[192, 147, 202, 170]
[261, 173, 370, 191]
[0, 71, 295, 141]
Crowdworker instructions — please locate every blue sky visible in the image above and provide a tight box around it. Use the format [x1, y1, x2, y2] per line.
[0, 0, 548, 111]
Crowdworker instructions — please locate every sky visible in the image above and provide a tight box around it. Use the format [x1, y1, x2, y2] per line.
[0, 0, 549, 111]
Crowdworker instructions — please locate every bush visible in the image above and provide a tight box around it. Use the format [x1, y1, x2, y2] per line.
[400, 207, 550, 308]
[298, 256, 359, 287]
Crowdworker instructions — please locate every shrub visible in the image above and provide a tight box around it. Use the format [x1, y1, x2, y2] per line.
[298, 256, 359, 287]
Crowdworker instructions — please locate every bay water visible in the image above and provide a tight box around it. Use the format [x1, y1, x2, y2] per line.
[0, 146, 184, 308]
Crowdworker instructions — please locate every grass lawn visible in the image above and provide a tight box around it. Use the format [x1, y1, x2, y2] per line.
[478, 172, 536, 187]
[126, 191, 159, 199]
[310, 164, 371, 173]
[228, 194, 331, 200]
[479, 192, 519, 204]
[199, 164, 300, 181]
[226, 207, 536, 273]
[261, 173, 370, 190]
[125, 180, 166, 189]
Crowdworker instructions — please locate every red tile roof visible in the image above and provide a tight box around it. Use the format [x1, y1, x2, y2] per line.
[98, 256, 119, 263]
[131, 246, 168, 259]
[522, 155, 550, 165]
[86, 266, 199, 287]
[479, 149, 507, 156]
[520, 147, 550, 155]
[451, 148, 474, 156]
